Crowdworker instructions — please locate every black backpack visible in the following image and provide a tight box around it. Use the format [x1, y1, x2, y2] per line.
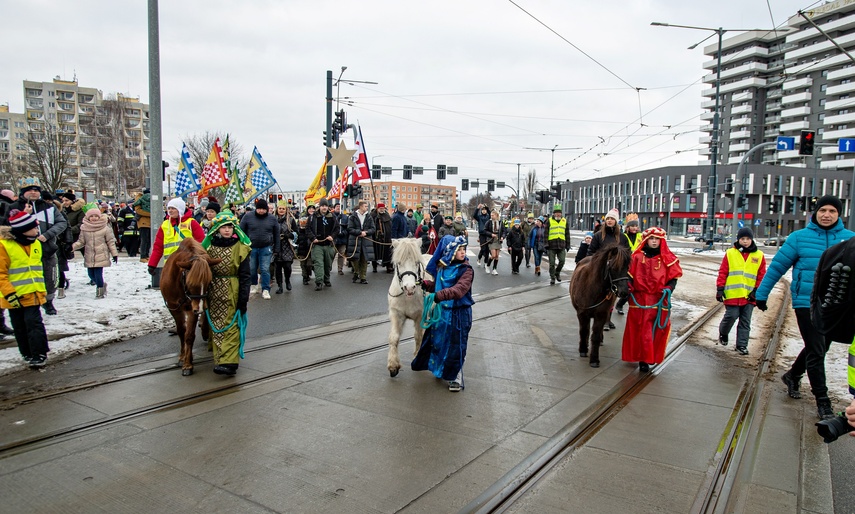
[811, 238, 855, 343]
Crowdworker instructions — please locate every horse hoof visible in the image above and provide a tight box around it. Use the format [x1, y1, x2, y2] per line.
[580, 352, 588, 358]
[182, 368, 193, 376]
[590, 362, 600, 368]
[390, 369, 399, 378]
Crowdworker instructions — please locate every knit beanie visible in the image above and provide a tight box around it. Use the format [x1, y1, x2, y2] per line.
[736, 227, 754, 240]
[814, 195, 843, 214]
[255, 199, 268, 211]
[206, 201, 221, 214]
[8, 209, 39, 234]
[605, 208, 620, 221]
[60, 192, 77, 202]
[85, 208, 103, 222]
[167, 197, 186, 214]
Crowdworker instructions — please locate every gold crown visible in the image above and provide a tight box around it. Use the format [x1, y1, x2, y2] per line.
[625, 212, 639, 223]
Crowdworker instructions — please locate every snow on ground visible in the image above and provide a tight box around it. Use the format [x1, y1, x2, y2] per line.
[0, 256, 170, 375]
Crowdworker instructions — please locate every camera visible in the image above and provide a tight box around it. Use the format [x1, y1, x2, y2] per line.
[815, 415, 855, 443]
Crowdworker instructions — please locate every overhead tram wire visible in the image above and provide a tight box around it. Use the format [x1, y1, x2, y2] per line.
[346, 83, 696, 100]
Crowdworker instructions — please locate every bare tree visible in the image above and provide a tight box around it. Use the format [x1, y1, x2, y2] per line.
[466, 191, 495, 213]
[94, 95, 147, 199]
[26, 121, 74, 192]
[523, 168, 537, 200]
[179, 131, 247, 175]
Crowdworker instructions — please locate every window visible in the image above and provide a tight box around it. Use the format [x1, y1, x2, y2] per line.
[14, 121, 24, 128]
[14, 132, 24, 139]
[689, 196, 698, 210]
[821, 84, 828, 92]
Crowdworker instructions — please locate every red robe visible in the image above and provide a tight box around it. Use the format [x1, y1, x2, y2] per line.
[622, 247, 682, 364]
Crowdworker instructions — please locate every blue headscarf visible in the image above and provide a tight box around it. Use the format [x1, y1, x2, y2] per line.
[426, 235, 463, 278]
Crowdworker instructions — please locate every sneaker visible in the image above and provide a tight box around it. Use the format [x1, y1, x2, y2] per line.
[262, 290, 271, 300]
[29, 355, 47, 369]
[817, 397, 835, 420]
[639, 362, 649, 373]
[477, 258, 482, 266]
[485, 264, 491, 273]
[781, 372, 802, 399]
[275, 286, 284, 294]
[315, 283, 324, 291]
[608, 321, 616, 330]
[250, 285, 260, 295]
[616, 307, 624, 315]
[352, 275, 359, 283]
[448, 381, 462, 392]
[718, 334, 729, 346]
[550, 278, 556, 285]
[491, 269, 498, 275]
[360, 279, 368, 284]
[736, 347, 748, 355]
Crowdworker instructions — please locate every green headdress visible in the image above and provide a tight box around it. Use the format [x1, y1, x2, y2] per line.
[201, 209, 251, 249]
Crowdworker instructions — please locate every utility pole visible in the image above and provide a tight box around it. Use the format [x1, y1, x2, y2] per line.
[147, 0, 162, 252]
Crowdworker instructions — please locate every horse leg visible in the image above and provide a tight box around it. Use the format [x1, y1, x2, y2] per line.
[589, 311, 608, 368]
[172, 310, 186, 367]
[181, 310, 196, 376]
[578, 313, 590, 358]
[387, 310, 405, 377]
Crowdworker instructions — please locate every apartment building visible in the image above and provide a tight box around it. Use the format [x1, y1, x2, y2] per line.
[22, 77, 150, 196]
[0, 105, 28, 183]
[360, 180, 457, 214]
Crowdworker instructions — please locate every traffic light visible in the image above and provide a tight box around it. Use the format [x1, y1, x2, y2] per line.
[322, 130, 329, 146]
[786, 197, 796, 212]
[371, 164, 381, 180]
[810, 196, 818, 211]
[487, 179, 495, 192]
[162, 160, 169, 180]
[550, 183, 562, 199]
[800, 196, 808, 211]
[724, 178, 733, 193]
[351, 184, 363, 197]
[403, 165, 413, 180]
[536, 190, 549, 204]
[768, 200, 778, 213]
[461, 178, 469, 191]
[737, 197, 747, 208]
[332, 110, 346, 136]
[799, 130, 815, 156]
[342, 184, 351, 198]
[437, 164, 447, 180]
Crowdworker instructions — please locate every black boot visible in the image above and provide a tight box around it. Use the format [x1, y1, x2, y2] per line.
[816, 396, 834, 420]
[275, 285, 284, 294]
[285, 279, 292, 291]
[43, 301, 57, 316]
[781, 371, 802, 399]
[213, 363, 238, 376]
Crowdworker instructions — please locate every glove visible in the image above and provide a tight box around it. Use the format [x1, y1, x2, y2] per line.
[755, 299, 768, 311]
[433, 293, 442, 303]
[112, 255, 118, 263]
[237, 303, 247, 315]
[5, 293, 21, 309]
[747, 288, 757, 303]
[148, 265, 157, 276]
[716, 288, 724, 303]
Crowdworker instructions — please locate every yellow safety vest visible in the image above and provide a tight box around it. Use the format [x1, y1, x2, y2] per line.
[624, 232, 641, 252]
[548, 217, 566, 241]
[849, 340, 855, 396]
[0, 239, 46, 296]
[723, 247, 763, 300]
[161, 218, 194, 258]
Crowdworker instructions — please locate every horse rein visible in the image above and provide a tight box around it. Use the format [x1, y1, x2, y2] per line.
[165, 256, 209, 311]
[388, 262, 426, 298]
[577, 258, 629, 311]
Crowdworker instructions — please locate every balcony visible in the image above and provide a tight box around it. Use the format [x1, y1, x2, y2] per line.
[781, 106, 811, 118]
[821, 127, 855, 140]
[729, 143, 751, 152]
[56, 91, 74, 101]
[702, 46, 768, 70]
[787, 33, 855, 62]
[827, 81, 855, 96]
[767, 89, 783, 99]
[25, 89, 42, 97]
[730, 129, 751, 139]
[783, 77, 813, 91]
[824, 111, 855, 125]
[780, 120, 811, 132]
[26, 99, 43, 109]
[730, 117, 751, 127]
[732, 91, 754, 102]
[766, 102, 783, 112]
[821, 157, 855, 169]
[825, 97, 855, 110]
[78, 105, 94, 115]
[786, 12, 855, 45]
[828, 65, 855, 81]
[730, 104, 753, 115]
[700, 111, 717, 121]
[764, 129, 780, 138]
[782, 92, 811, 105]
[701, 77, 767, 97]
[26, 111, 43, 120]
[79, 94, 94, 104]
[702, 62, 769, 84]
[0, 131, 7, 140]
[701, 99, 717, 109]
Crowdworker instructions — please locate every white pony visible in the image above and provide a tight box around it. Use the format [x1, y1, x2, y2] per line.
[387, 237, 433, 377]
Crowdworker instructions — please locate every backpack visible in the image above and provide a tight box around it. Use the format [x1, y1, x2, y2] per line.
[811, 238, 855, 343]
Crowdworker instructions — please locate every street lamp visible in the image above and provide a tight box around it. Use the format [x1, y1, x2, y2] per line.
[495, 161, 543, 215]
[651, 21, 765, 242]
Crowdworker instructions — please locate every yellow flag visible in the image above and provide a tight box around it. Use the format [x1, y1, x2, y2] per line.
[304, 159, 328, 206]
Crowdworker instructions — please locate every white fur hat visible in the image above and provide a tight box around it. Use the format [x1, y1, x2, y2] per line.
[605, 208, 620, 221]
[167, 197, 186, 214]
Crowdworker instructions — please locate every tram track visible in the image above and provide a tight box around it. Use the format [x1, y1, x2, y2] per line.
[0, 281, 568, 457]
[461, 282, 791, 514]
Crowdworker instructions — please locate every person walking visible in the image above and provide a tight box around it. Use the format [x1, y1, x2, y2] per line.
[529, 216, 546, 276]
[147, 197, 205, 280]
[472, 204, 491, 267]
[522, 212, 535, 269]
[614, 213, 641, 315]
[438, 215, 456, 239]
[391, 203, 409, 239]
[484, 211, 505, 275]
[71, 208, 119, 299]
[545, 204, 571, 285]
[415, 216, 436, 254]
[506, 219, 525, 274]
[296, 213, 314, 285]
[621, 227, 683, 372]
[452, 214, 467, 237]
[133, 189, 152, 262]
[715, 227, 766, 355]
[412, 235, 475, 392]
[333, 203, 349, 276]
[307, 198, 338, 291]
[273, 201, 297, 293]
[347, 200, 376, 284]
[587, 208, 625, 257]
[0, 210, 50, 368]
[575, 233, 592, 264]
[201, 210, 251, 376]
[755, 195, 855, 420]
[406, 209, 418, 236]
[238, 198, 279, 299]
[116, 202, 140, 258]
[371, 203, 393, 273]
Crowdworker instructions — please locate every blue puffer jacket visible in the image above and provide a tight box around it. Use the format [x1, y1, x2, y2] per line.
[756, 219, 854, 308]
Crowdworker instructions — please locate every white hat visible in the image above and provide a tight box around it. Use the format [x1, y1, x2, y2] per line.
[605, 208, 620, 221]
[167, 197, 186, 214]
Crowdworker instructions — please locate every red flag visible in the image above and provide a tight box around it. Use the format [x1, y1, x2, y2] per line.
[351, 125, 371, 183]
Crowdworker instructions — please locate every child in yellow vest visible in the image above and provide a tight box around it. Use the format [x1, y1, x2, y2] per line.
[0, 210, 49, 368]
[716, 227, 767, 355]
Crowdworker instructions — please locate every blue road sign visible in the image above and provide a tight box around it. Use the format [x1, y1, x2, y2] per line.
[754, 219, 761, 226]
[776, 136, 795, 151]
[738, 220, 744, 228]
[839, 138, 855, 153]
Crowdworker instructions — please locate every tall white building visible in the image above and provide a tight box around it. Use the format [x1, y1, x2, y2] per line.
[0, 105, 28, 183]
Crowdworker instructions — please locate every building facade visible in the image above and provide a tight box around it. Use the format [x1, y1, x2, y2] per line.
[0, 105, 28, 184]
[700, 2, 855, 174]
[359, 180, 457, 214]
[564, 164, 850, 239]
[22, 77, 150, 197]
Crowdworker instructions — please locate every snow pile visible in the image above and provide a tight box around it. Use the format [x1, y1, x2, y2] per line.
[0, 257, 170, 375]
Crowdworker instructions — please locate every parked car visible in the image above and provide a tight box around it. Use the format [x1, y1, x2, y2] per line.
[763, 236, 787, 246]
[694, 234, 726, 242]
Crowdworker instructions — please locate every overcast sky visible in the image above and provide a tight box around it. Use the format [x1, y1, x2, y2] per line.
[2, 0, 819, 198]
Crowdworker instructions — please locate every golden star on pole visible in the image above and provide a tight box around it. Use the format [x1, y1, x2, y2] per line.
[326, 141, 357, 170]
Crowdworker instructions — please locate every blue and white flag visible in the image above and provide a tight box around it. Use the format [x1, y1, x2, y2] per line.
[245, 146, 277, 204]
[174, 143, 200, 198]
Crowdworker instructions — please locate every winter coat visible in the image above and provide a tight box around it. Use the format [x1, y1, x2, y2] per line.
[506, 227, 525, 250]
[416, 222, 435, 254]
[587, 223, 626, 256]
[480, 218, 506, 243]
[521, 220, 535, 249]
[72, 213, 119, 268]
[239, 211, 281, 252]
[392, 211, 409, 239]
[0, 226, 47, 308]
[544, 216, 571, 251]
[64, 198, 86, 241]
[472, 208, 491, 235]
[756, 218, 855, 309]
[147, 210, 205, 267]
[307, 210, 339, 246]
[276, 214, 297, 263]
[334, 212, 349, 246]
[575, 242, 590, 263]
[10, 198, 68, 259]
[296, 224, 313, 258]
[452, 221, 466, 237]
[407, 216, 418, 236]
[346, 211, 376, 262]
[716, 243, 767, 306]
[372, 209, 393, 262]
[438, 224, 456, 239]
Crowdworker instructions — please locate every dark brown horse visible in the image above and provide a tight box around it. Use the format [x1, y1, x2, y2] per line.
[160, 238, 221, 376]
[569, 243, 631, 368]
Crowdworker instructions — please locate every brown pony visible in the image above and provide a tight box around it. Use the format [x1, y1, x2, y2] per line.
[160, 238, 221, 376]
[569, 243, 630, 368]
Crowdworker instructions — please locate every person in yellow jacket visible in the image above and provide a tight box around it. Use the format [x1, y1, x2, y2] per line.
[716, 227, 767, 355]
[0, 210, 49, 368]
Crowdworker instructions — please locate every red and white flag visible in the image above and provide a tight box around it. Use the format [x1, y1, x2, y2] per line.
[200, 137, 228, 196]
[327, 168, 349, 200]
[351, 125, 371, 183]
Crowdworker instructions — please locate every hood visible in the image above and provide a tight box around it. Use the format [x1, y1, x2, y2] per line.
[70, 198, 86, 212]
[0, 226, 13, 241]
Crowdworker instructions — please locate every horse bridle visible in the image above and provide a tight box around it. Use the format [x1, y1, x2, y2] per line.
[388, 262, 425, 298]
[166, 256, 208, 311]
[603, 258, 630, 296]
